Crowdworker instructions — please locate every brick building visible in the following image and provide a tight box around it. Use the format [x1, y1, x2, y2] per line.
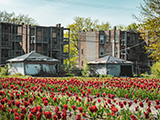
[0, 22, 70, 72]
[78, 27, 150, 74]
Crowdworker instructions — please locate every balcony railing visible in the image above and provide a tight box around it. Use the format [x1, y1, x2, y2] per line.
[52, 45, 60, 51]
[57, 52, 69, 59]
[12, 35, 22, 42]
[1, 41, 11, 48]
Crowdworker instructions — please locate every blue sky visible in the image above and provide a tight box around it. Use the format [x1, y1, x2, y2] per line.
[0, 0, 143, 27]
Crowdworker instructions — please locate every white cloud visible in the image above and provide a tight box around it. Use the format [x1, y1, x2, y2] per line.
[0, 0, 12, 6]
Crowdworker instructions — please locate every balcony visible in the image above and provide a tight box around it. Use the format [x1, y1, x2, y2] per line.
[1, 41, 11, 48]
[57, 52, 69, 59]
[12, 35, 22, 42]
[1, 57, 8, 64]
[52, 45, 60, 51]
[10, 50, 23, 57]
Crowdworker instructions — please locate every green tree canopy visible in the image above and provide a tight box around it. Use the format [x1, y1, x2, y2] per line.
[125, 23, 140, 31]
[0, 10, 38, 25]
[137, 0, 160, 61]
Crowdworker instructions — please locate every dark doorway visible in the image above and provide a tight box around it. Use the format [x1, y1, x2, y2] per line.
[120, 66, 132, 76]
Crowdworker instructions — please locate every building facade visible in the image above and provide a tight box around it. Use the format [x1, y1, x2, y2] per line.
[78, 27, 150, 74]
[0, 22, 24, 66]
[0, 22, 70, 72]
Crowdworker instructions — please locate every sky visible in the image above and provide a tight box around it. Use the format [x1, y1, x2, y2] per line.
[0, 0, 143, 28]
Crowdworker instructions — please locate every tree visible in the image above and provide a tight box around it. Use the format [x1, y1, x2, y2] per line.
[116, 25, 125, 30]
[125, 23, 140, 31]
[67, 17, 111, 67]
[0, 10, 38, 25]
[136, 0, 160, 61]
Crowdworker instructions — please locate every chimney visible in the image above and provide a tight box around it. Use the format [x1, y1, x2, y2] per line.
[56, 23, 61, 27]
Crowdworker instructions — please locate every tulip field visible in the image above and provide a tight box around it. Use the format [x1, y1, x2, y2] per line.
[1, 77, 160, 120]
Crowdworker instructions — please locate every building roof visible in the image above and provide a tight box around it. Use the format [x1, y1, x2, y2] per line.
[7, 51, 59, 64]
[88, 55, 133, 64]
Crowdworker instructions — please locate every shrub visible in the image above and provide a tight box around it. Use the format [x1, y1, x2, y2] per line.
[0, 65, 10, 76]
[150, 61, 160, 78]
[82, 64, 93, 77]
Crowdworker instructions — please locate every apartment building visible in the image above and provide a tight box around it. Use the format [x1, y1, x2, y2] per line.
[0, 22, 70, 72]
[78, 27, 150, 74]
[0, 22, 24, 66]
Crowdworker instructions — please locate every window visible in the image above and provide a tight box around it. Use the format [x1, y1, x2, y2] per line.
[106, 48, 109, 54]
[106, 35, 109, 43]
[81, 61, 83, 67]
[81, 49, 83, 54]
[100, 35, 104, 44]
[115, 34, 118, 43]
[115, 47, 118, 57]
[99, 47, 104, 56]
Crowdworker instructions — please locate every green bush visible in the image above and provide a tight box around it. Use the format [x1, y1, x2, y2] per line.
[13, 73, 23, 76]
[150, 61, 160, 78]
[82, 64, 93, 77]
[65, 73, 75, 77]
[0, 65, 10, 76]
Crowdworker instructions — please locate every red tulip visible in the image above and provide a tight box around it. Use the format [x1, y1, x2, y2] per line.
[31, 107, 38, 115]
[53, 115, 57, 120]
[97, 99, 101, 103]
[72, 105, 76, 111]
[76, 114, 81, 120]
[125, 94, 128, 98]
[62, 112, 66, 120]
[78, 107, 83, 113]
[139, 102, 143, 107]
[15, 101, 20, 108]
[144, 112, 149, 119]
[29, 113, 33, 120]
[43, 100, 48, 106]
[44, 111, 52, 119]
[63, 104, 68, 110]
[147, 107, 151, 113]
[130, 114, 137, 120]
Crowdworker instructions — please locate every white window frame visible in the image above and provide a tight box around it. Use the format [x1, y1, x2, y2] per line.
[100, 35, 104, 44]
[106, 35, 109, 43]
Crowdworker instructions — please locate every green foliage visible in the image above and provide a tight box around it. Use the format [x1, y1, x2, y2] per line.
[125, 23, 140, 31]
[81, 64, 93, 77]
[0, 10, 38, 25]
[13, 73, 23, 76]
[139, 72, 150, 78]
[136, 0, 160, 61]
[0, 65, 10, 76]
[150, 61, 160, 78]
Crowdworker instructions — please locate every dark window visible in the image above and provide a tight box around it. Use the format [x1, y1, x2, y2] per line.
[82, 61, 83, 67]
[81, 49, 83, 54]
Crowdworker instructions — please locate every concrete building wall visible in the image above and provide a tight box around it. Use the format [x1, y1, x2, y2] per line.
[86, 31, 98, 62]
[78, 32, 86, 69]
[94, 65, 107, 75]
[25, 63, 56, 75]
[8, 62, 25, 75]
[107, 64, 120, 76]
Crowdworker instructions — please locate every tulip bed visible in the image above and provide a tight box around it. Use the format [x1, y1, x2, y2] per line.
[0, 77, 160, 120]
